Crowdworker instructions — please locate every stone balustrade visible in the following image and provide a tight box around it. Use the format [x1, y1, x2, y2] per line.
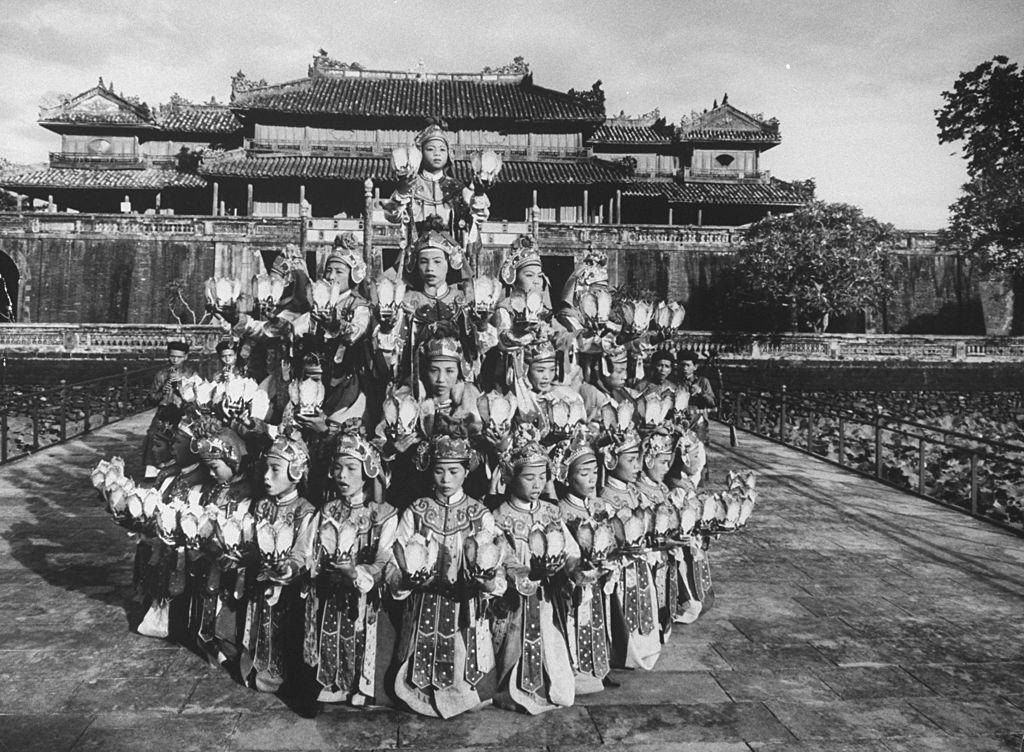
[2, 322, 1022, 362]
[0, 324, 224, 357]
[0, 211, 939, 255]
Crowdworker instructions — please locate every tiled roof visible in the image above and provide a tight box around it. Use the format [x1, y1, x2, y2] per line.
[233, 76, 605, 122]
[157, 105, 240, 133]
[39, 86, 156, 128]
[679, 128, 781, 143]
[200, 155, 634, 184]
[678, 103, 780, 145]
[589, 124, 670, 144]
[623, 178, 810, 206]
[0, 168, 206, 190]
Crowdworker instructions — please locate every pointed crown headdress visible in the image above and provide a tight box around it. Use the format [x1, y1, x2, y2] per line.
[549, 425, 598, 483]
[408, 216, 463, 272]
[266, 431, 310, 482]
[499, 235, 543, 286]
[324, 232, 367, 284]
[331, 421, 382, 479]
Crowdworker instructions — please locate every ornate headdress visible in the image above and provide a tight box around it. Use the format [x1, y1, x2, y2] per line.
[499, 424, 549, 481]
[331, 423, 382, 480]
[324, 232, 367, 284]
[499, 235, 543, 286]
[549, 426, 598, 483]
[414, 120, 450, 150]
[523, 336, 557, 365]
[408, 220, 464, 272]
[600, 339, 629, 377]
[599, 401, 641, 469]
[577, 246, 609, 288]
[266, 432, 310, 482]
[422, 334, 464, 363]
[640, 428, 677, 464]
[194, 428, 248, 473]
[415, 422, 475, 470]
[150, 404, 183, 443]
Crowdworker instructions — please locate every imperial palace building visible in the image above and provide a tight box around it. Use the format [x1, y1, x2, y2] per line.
[1, 53, 811, 226]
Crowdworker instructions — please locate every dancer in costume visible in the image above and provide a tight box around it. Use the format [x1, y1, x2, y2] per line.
[309, 426, 399, 705]
[386, 427, 504, 718]
[491, 429, 577, 714]
[551, 429, 613, 694]
[240, 432, 319, 697]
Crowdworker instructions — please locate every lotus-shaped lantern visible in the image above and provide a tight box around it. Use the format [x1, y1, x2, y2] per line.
[523, 290, 545, 322]
[463, 532, 502, 579]
[179, 504, 214, 548]
[195, 379, 216, 407]
[653, 301, 672, 330]
[127, 487, 161, 522]
[576, 520, 616, 566]
[654, 502, 681, 538]
[155, 501, 182, 545]
[91, 458, 113, 490]
[391, 144, 422, 178]
[668, 302, 686, 329]
[483, 392, 517, 436]
[528, 524, 569, 576]
[249, 388, 271, 422]
[255, 518, 295, 567]
[470, 149, 503, 188]
[376, 276, 407, 322]
[674, 388, 691, 415]
[110, 485, 136, 519]
[546, 395, 586, 435]
[638, 391, 674, 428]
[382, 389, 420, 439]
[392, 533, 440, 580]
[205, 277, 242, 308]
[472, 275, 501, 317]
[611, 510, 649, 551]
[311, 279, 341, 315]
[291, 377, 325, 417]
[251, 274, 287, 317]
[319, 518, 358, 564]
[213, 509, 253, 562]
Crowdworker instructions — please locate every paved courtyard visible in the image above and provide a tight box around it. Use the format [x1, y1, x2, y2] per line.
[1, 413, 1023, 751]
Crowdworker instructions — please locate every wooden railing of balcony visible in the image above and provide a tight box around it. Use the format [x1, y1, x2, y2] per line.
[243, 138, 592, 161]
[683, 167, 770, 182]
[48, 152, 147, 169]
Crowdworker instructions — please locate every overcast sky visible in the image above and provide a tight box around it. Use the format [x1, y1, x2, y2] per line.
[1, 0, 1021, 229]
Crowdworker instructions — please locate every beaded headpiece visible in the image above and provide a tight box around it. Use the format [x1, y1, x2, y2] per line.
[415, 420, 475, 471]
[499, 424, 549, 481]
[422, 335, 463, 363]
[331, 423, 382, 479]
[408, 221, 464, 272]
[150, 405, 183, 443]
[549, 426, 598, 483]
[325, 232, 367, 284]
[641, 428, 677, 463]
[499, 235, 543, 286]
[414, 121, 450, 150]
[266, 432, 310, 482]
[523, 336, 557, 365]
[577, 246, 609, 288]
[195, 428, 248, 472]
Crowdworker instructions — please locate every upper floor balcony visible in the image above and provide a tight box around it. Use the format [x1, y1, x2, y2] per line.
[243, 137, 592, 161]
[48, 151, 147, 170]
[683, 166, 771, 183]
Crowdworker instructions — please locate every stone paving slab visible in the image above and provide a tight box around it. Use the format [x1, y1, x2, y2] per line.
[1, 414, 1023, 750]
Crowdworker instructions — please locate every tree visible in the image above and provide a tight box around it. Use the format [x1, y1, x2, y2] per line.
[936, 56, 1024, 275]
[728, 201, 897, 332]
